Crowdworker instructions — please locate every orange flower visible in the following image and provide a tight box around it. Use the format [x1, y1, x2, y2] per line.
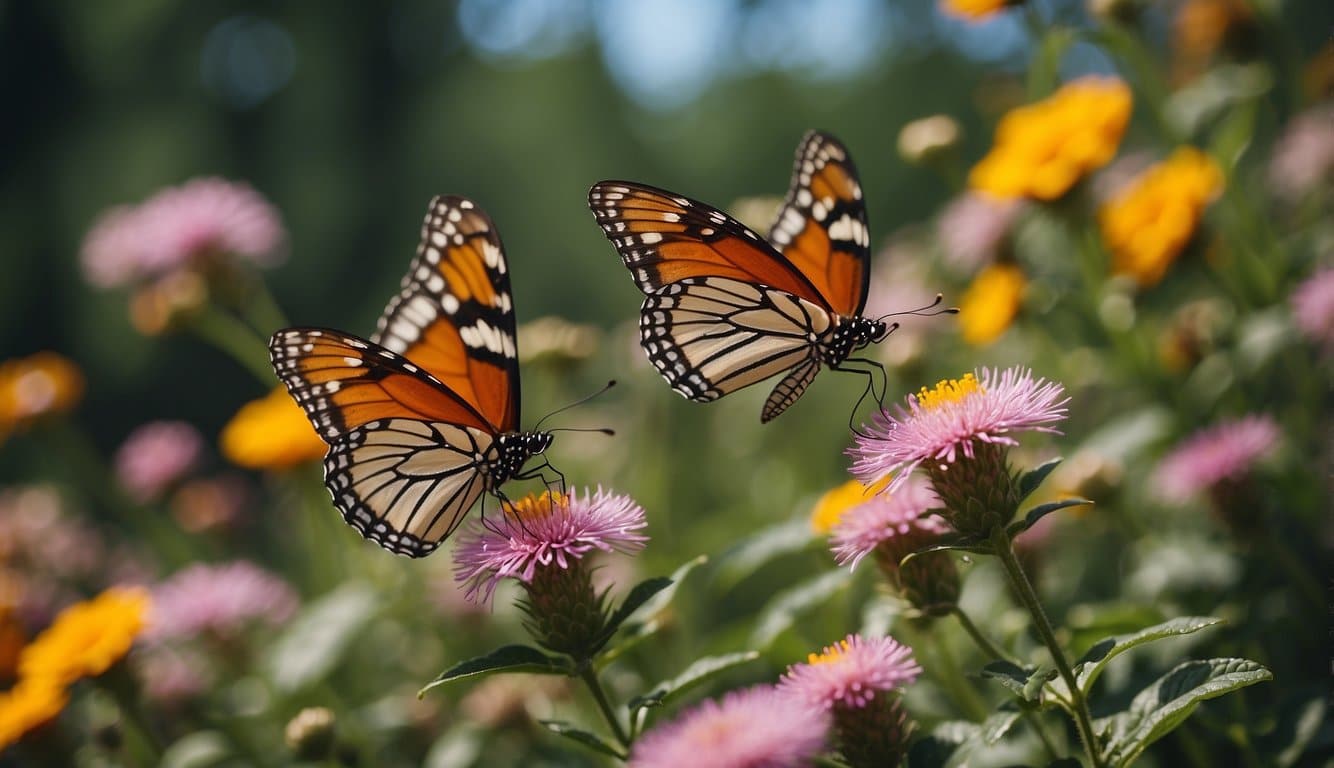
[0, 678, 67, 749]
[958, 263, 1026, 345]
[0, 352, 84, 438]
[220, 387, 325, 470]
[18, 587, 150, 685]
[1173, 0, 1256, 83]
[941, 0, 1015, 20]
[970, 78, 1133, 201]
[1099, 147, 1223, 287]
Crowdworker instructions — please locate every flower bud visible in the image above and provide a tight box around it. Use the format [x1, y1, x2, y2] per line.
[285, 706, 336, 761]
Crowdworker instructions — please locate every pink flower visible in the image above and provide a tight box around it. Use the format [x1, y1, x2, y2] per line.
[453, 488, 648, 605]
[850, 368, 1069, 493]
[81, 178, 285, 288]
[147, 561, 298, 640]
[1290, 267, 1334, 350]
[628, 686, 829, 768]
[114, 421, 204, 502]
[779, 634, 920, 711]
[1152, 415, 1280, 503]
[137, 646, 213, 703]
[936, 193, 1021, 274]
[829, 475, 946, 571]
[1268, 104, 1334, 201]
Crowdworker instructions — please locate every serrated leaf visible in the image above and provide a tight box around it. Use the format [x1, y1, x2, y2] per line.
[1098, 658, 1272, 766]
[1008, 498, 1092, 537]
[1018, 457, 1063, 501]
[540, 720, 626, 759]
[628, 651, 760, 711]
[265, 582, 378, 692]
[712, 518, 814, 588]
[749, 569, 852, 649]
[1074, 616, 1224, 695]
[420, 645, 572, 696]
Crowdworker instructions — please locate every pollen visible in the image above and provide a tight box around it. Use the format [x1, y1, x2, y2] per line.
[916, 373, 983, 411]
[504, 491, 567, 523]
[807, 638, 853, 666]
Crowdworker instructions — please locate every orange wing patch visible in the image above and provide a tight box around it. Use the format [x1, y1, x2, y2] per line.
[270, 328, 492, 439]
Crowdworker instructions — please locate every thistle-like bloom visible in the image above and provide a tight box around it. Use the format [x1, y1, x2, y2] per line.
[970, 77, 1132, 201]
[1290, 267, 1334, 350]
[0, 352, 84, 439]
[0, 677, 68, 749]
[780, 634, 920, 768]
[1152, 415, 1279, 504]
[219, 387, 326, 470]
[114, 421, 204, 503]
[147, 561, 298, 641]
[18, 587, 150, 684]
[810, 478, 888, 535]
[628, 685, 829, 768]
[1099, 147, 1223, 287]
[81, 177, 286, 289]
[1268, 104, 1334, 201]
[851, 368, 1068, 538]
[957, 263, 1026, 345]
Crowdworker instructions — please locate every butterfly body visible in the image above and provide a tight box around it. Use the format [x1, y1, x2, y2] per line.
[590, 131, 887, 422]
[270, 196, 552, 558]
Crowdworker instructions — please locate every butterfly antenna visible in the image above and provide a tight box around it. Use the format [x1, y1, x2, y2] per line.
[547, 426, 615, 436]
[875, 293, 959, 325]
[533, 380, 617, 431]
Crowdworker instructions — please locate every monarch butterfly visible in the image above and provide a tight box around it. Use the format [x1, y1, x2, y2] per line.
[589, 130, 894, 423]
[269, 196, 555, 558]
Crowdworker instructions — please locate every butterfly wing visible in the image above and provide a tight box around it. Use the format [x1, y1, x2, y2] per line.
[270, 327, 496, 556]
[766, 131, 872, 317]
[589, 181, 831, 309]
[372, 196, 520, 432]
[640, 276, 831, 420]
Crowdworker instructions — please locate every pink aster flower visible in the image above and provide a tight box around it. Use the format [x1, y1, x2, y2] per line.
[1268, 103, 1334, 202]
[1152, 415, 1280, 504]
[1290, 267, 1334, 351]
[629, 685, 829, 768]
[114, 421, 204, 503]
[81, 177, 285, 288]
[147, 561, 298, 641]
[936, 192, 1022, 274]
[453, 487, 648, 605]
[829, 475, 946, 571]
[780, 634, 920, 711]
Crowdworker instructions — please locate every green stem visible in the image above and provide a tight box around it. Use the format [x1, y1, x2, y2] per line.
[189, 302, 276, 385]
[991, 528, 1104, 768]
[933, 629, 990, 721]
[578, 664, 629, 750]
[951, 606, 1019, 666]
[952, 607, 1062, 762]
[242, 276, 291, 338]
[1261, 533, 1324, 619]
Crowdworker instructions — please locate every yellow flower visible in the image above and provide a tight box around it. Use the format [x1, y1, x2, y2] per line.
[970, 78, 1132, 201]
[958, 263, 1026, 345]
[1172, 0, 1255, 83]
[0, 352, 84, 437]
[941, 0, 1015, 20]
[18, 587, 149, 685]
[1099, 147, 1223, 287]
[0, 678, 67, 749]
[811, 477, 889, 534]
[220, 387, 325, 470]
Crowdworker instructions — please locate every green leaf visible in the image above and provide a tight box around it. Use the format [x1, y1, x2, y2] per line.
[628, 651, 760, 711]
[1017, 457, 1062, 501]
[749, 569, 852, 649]
[902, 534, 992, 561]
[420, 645, 572, 696]
[1008, 498, 1093, 537]
[978, 710, 1020, 746]
[593, 576, 672, 650]
[160, 731, 231, 768]
[1073, 616, 1224, 695]
[1098, 658, 1272, 766]
[980, 661, 1054, 704]
[540, 720, 626, 759]
[712, 518, 813, 588]
[265, 582, 378, 692]
[599, 556, 707, 666]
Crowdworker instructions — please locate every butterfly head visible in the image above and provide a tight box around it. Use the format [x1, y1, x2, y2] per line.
[491, 431, 553, 486]
[823, 316, 888, 365]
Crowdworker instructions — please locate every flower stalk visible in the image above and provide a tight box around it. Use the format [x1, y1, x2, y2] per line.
[578, 664, 629, 750]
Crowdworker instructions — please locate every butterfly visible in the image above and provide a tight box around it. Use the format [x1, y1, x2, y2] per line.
[589, 130, 891, 423]
[269, 196, 554, 558]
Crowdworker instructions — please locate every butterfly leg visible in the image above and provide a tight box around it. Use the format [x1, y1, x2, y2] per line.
[834, 358, 888, 436]
[515, 458, 568, 498]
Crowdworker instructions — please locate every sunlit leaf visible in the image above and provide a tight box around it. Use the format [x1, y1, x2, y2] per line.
[265, 582, 378, 693]
[1098, 658, 1272, 766]
[1008, 498, 1092, 538]
[628, 651, 760, 711]
[420, 645, 572, 696]
[1073, 616, 1224, 695]
[160, 731, 230, 768]
[1017, 457, 1063, 501]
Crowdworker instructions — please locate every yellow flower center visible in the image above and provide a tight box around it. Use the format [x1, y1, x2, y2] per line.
[807, 639, 853, 666]
[810, 476, 891, 534]
[916, 374, 983, 411]
[505, 491, 566, 523]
